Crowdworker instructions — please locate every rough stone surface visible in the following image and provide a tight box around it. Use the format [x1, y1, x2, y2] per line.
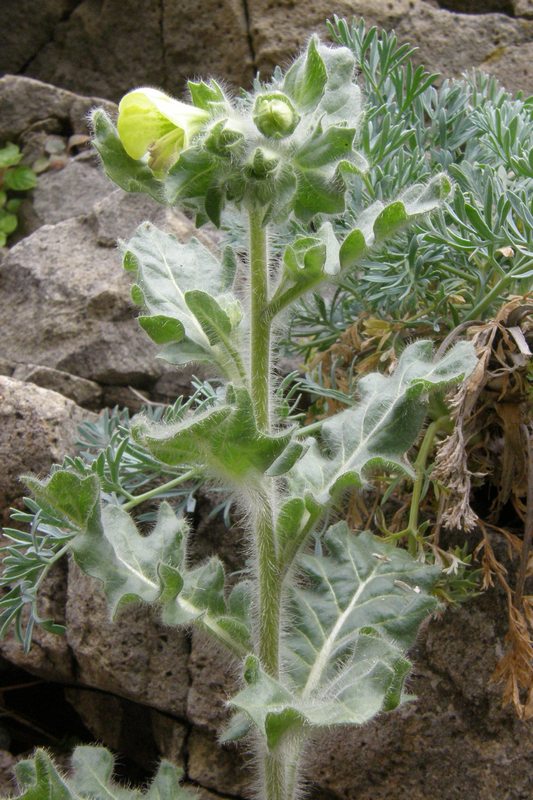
[3, 1, 533, 100]
[0, 74, 115, 142]
[514, 0, 533, 16]
[247, 1, 533, 95]
[187, 728, 253, 798]
[65, 565, 190, 717]
[30, 157, 113, 229]
[64, 688, 188, 770]
[11, 364, 102, 408]
[187, 629, 240, 733]
[0, 376, 91, 522]
[1, 1, 252, 102]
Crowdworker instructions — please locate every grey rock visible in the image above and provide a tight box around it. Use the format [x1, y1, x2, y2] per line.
[0, 376, 91, 523]
[187, 728, 253, 798]
[187, 629, 240, 733]
[480, 40, 533, 92]
[65, 688, 187, 770]
[65, 564, 190, 717]
[247, 0, 533, 95]
[514, 0, 533, 16]
[0, 74, 115, 142]
[31, 157, 113, 228]
[0, 1, 79, 74]
[11, 364, 102, 408]
[8, 0, 252, 102]
[0, 211, 162, 388]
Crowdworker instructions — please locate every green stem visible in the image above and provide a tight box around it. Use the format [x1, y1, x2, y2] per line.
[465, 260, 531, 321]
[121, 469, 197, 511]
[248, 209, 287, 799]
[256, 491, 281, 676]
[406, 416, 448, 555]
[264, 752, 287, 800]
[249, 209, 271, 430]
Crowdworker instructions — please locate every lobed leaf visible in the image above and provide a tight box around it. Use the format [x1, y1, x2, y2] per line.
[289, 340, 477, 506]
[229, 525, 439, 748]
[123, 221, 243, 377]
[21, 471, 252, 655]
[134, 386, 304, 484]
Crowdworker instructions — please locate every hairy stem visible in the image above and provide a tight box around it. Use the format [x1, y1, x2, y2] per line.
[248, 210, 289, 799]
[249, 209, 271, 430]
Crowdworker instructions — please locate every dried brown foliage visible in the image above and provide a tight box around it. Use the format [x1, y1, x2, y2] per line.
[308, 297, 533, 717]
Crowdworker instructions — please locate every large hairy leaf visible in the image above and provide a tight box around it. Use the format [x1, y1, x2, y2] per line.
[133, 386, 304, 484]
[123, 222, 243, 378]
[290, 339, 477, 506]
[229, 525, 439, 748]
[10, 746, 195, 799]
[22, 472, 251, 655]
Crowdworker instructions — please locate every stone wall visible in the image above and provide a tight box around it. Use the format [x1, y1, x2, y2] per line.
[1, 1, 533, 100]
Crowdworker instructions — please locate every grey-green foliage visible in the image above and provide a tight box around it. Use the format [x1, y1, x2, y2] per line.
[124, 223, 243, 377]
[229, 525, 438, 748]
[22, 472, 252, 655]
[286, 18, 533, 356]
[289, 340, 476, 505]
[4, 745, 195, 800]
[1, 23, 479, 800]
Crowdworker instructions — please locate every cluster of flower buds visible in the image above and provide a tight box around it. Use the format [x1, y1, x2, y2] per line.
[93, 36, 366, 226]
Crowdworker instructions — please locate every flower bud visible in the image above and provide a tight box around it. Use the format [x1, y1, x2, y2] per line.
[117, 88, 210, 173]
[252, 92, 300, 139]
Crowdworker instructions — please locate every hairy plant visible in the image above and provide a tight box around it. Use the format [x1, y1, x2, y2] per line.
[0, 26, 478, 800]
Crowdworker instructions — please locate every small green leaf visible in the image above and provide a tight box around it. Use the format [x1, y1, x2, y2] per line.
[122, 250, 138, 272]
[295, 124, 356, 168]
[373, 200, 409, 240]
[4, 165, 37, 191]
[188, 78, 226, 110]
[284, 35, 327, 111]
[165, 146, 218, 204]
[138, 314, 185, 344]
[185, 289, 232, 345]
[0, 208, 18, 235]
[339, 228, 366, 269]
[0, 142, 22, 168]
[6, 197, 22, 212]
[293, 168, 346, 222]
[130, 284, 144, 305]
